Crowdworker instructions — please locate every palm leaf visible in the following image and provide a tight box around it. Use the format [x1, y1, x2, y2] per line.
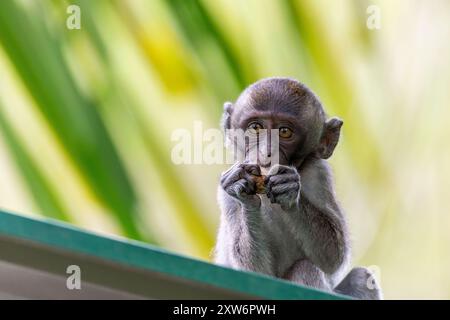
[0, 105, 69, 222]
[0, 0, 145, 241]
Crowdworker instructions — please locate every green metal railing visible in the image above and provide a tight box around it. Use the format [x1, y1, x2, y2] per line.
[0, 210, 347, 299]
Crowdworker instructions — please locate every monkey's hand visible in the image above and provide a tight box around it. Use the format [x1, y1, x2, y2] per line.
[266, 165, 301, 211]
[220, 163, 261, 209]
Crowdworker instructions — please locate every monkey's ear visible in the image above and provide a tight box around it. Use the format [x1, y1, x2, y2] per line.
[220, 102, 233, 131]
[317, 117, 343, 159]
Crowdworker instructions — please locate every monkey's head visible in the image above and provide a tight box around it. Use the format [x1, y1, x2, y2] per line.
[222, 77, 343, 169]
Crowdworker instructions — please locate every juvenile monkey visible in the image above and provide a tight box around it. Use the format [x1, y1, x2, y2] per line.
[214, 77, 382, 299]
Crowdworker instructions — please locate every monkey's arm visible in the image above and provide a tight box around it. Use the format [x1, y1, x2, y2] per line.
[298, 197, 348, 275]
[263, 163, 348, 275]
[215, 188, 274, 275]
[296, 159, 349, 275]
[214, 164, 275, 276]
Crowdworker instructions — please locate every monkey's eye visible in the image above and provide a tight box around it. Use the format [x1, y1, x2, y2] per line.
[247, 122, 264, 134]
[279, 127, 293, 138]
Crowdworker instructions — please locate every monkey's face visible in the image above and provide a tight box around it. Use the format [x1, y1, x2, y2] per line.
[232, 107, 311, 169]
[223, 78, 343, 170]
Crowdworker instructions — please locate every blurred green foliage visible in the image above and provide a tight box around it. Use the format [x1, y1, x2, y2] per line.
[0, 0, 449, 299]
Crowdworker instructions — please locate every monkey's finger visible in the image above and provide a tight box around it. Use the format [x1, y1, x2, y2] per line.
[269, 182, 300, 196]
[231, 164, 259, 185]
[242, 164, 261, 176]
[266, 187, 276, 204]
[241, 178, 257, 195]
[221, 161, 241, 180]
[229, 179, 255, 198]
[221, 165, 245, 188]
[267, 164, 295, 175]
[221, 172, 240, 188]
[225, 183, 243, 198]
[266, 174, 299, 191]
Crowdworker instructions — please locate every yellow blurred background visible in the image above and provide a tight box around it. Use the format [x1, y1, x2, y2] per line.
[0, 0, 449, 299]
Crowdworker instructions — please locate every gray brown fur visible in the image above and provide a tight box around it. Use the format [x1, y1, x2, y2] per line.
[214, 77, 382, 299]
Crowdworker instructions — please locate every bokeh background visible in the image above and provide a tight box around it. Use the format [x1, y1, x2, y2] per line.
[0, 0, 449, 299]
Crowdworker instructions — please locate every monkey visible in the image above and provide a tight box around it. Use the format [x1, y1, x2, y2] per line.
[214, 77, 382, 300]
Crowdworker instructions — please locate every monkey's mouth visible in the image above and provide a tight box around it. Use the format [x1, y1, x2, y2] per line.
[244, 153, 272, 167]
[258, 160, 272, 168]
[244, 157, 272, 168]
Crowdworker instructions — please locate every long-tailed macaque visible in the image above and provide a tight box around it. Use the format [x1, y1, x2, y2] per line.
[214, 77, 382, 299]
